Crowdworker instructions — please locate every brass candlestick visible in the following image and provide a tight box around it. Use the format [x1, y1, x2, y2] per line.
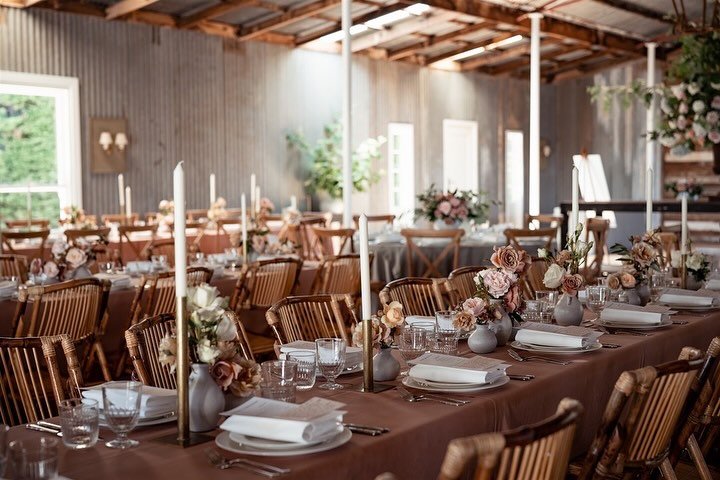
[359, 318, 394, 393]
[680, 253, 688, 290]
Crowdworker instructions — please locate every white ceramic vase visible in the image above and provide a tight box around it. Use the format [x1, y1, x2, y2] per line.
[373, 347, 400, 381]
[467, 324, 497, 354]
[189, 363, 225, 432]
[554, 293, 583, 326]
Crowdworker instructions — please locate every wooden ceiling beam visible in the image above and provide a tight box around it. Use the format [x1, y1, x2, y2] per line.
[126, 9, 177, 27]
[482, 43, 583, 75]
[460, 42, 532, 70]
[351, 10, 457, 52]
[178, 0, 257, 29]
[541, 49, 606, 78]
[550, 55, 634, 82]
[423, 31, 515, 65]
[106, 0, 159, 20]
[590, 0, 673, 24]
[387, 19, 495, 60]
[237, 0, 341, 41]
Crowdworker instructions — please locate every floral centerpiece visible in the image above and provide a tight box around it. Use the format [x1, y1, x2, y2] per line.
[415, 185, 491, 227]
[608, 230, 663, 304]
[258, 197, 275, 218]
[351, 302, 405, 381]
[664, 180, 703, 200]
[30, 238, 106, 281]
[156, 200, 174, 227]
[207, 197, 227, 223]
[59, 206, 95, 229]
[671, 250, 710, 284]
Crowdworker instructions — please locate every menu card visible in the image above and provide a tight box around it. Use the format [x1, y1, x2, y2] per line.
[407, 352, 509, 384]
[516, 322, 602, 348]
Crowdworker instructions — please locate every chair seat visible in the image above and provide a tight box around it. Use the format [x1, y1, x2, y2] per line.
[246, 332, 276, 355]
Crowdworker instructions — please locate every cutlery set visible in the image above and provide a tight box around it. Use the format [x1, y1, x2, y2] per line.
[507, 348, 572, 365]
[342, 423, 390, 436]
[205, 448, 290, 477]
[397, 386, 469, 406]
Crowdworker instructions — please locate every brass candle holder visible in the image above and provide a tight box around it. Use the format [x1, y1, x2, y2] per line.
[359, 318, 393, 393]
[680, 253, 688, 290]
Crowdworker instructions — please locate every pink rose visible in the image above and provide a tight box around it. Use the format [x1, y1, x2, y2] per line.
[437, 201, 452, 216]
[251, 235, 266, 253]
[560, 274, 584, 296]
[30, 258, 43, 275]
[43, 261, 59, 278]
[620, 272, 636, 289]
[478, 269, 515, 298]
[449, 197, 460, 207]
[709, 131, 720, 144]
[490, 246, 531, 274]
[631, 242, 655, 268]
[503, 284, 522, 313]
[210, 360, 241, 390]
[65, 247, 87, 268]
[607, 274, 621, 290]
[462, 297, 487, 317]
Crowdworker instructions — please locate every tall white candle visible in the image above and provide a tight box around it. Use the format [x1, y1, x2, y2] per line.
[255, 186, 261, 214]
[241, 194, 247, 263]
[210, 173, 216, 205]
[645, 168, 653, 231]
[250, 174, 256, 211]
[680, 192, 688, 254]
[571, 166, 579, 236]
[290, 195, 297, 210]
[359, 214, 372, 320]
[125, 187, 132, 218]
[117, 174, 125, 211]
[174, 163, 187, 297]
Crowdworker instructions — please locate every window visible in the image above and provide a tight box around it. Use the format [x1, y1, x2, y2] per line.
[442, 119, 478, 192]
[0, 71, 82, 224]
[504, 130, 524, 227]
[387, 123, 414, 223]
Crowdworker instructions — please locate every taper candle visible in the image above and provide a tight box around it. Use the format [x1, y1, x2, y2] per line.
[571, 166, 579, 236]
[125, 187, 132, 218]
[359, 214, 372, 320]
[250, 174, 256, 212]
[117, 174, 125, 213]
[645, 168, 653, 231]
[680, 192, 688, 254]
[210, 173, 216, 205]
[173, 164, 187, 297]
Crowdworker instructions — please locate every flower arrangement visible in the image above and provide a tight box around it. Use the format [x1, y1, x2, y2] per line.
[29, 238, 105, 281]
[608, 230, 663, 289]
[207, 197, 227, 223]
[258, 197, 275, 217]
[158, 284, 261, 397]
[352, 301, 405, 349]
[415, 185, 491, 226]
[671, 250, 711, 282]
[156, 200, 175, 226]
[453, 246, 530, 331]
[538, 225, 592, 296]
[664, 180, 703, 199]
[59, 206, 95, 229]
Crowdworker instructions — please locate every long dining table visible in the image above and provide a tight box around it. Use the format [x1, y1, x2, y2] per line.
[6, 308, 720, 480]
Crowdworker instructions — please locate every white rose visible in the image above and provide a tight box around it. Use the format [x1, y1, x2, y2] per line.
[688, 83, 700, 95]
[187, 283, 224, 310]
[215, 313, 238, 342]
[661, 98, 672, 114]
[670, 250, 682, 269]
[65, 247, 87, 268]
[679, 102, 689, 114]
[51, 241, 68, 257]
[660, 136, 676, 147]
[687, 253, 704, 271]
[692, 100, 706, 113]
[537, 248, 547, 259]
[43, 261, 59, 278]
[712, 82, 720, 90]
[543, 263, 565, 289]
[671, 83, 686, 99]
[196, 339, 220, 364]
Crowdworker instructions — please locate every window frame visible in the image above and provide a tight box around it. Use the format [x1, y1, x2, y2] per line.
[387, 122, 415, 221]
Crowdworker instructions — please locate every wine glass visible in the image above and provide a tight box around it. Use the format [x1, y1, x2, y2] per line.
[586, 285, 609, 320]
[102, 381, 142, 449]
[398, 327, 427, 375]
[650, 272, 667, 303]
[315, 338, 346, 390]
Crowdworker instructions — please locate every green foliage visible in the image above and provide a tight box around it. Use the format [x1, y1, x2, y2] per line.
[587, 79, 655, 111]
[0, 93, 59, 223]
[287, 120, 386, 199]
[669, 32, 720, 84]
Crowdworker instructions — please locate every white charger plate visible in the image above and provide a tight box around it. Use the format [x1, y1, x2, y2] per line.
[596, 317, 673, 331]
[403, 375, 509, 393]
[216, 428, 352, 457]
[228, 429, 339, 451]
[99, 411, 176, 428]
[510, 341, 602, 354]
[658, 302, 720, 312]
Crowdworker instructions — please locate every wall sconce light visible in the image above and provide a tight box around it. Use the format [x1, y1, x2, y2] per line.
[114, 132, 128, 151]
[98, 131, 129, 153]
[99, 131, 113, 152]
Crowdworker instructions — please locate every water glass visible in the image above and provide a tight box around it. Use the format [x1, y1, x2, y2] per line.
[596, 277, 608, 287]
[101, 262, 114, 274]
[650, 273, 667, 302]
[586, 285, 609, 319]
[287, 352, 316, 391]
[434, 310, 456, 331]
[523, 300, 542, 322]
[411, 321, 436, 349]
[102, 381, 142, 449]
[398, 327, 427, 374]
[260, 360, 298, 402]
[0, 424, 8, 478]
[192, 252, 205, 266]
[315, 338, 346, 391]
[535, 290, 558, 318]
[59, 398, 99, 449]
[8, 437, 58, 480]
[432, 329, 459, 356]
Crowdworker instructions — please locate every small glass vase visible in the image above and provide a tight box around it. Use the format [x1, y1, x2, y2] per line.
[373, 347, 400, 381]
[467, 324, 497, 354]
[189, 363, 225, 432]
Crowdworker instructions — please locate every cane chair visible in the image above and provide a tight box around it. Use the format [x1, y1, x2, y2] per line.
[448, 266, 485, 303]
[13, 278, 111, 381]
[309, 227, 355, 260]
[118, 224, 158, 264]
[669, 337, 720, 479]
[581, 218, 610, 283]
[1, 229, 50, 260]
[438, 398, 583, 480]
[0, 334, 89, 426]
[101, 213, 139, 226]
[5, 219, 51, 230]
[265, 294, 357, 345]
[280, 216, 328, 261]
[379, 277, 455, 316]
[400, 228, 465, 278]
[521, 259, 548, 301]
[145, 238, 176, 266]
[577, 347, 705, 480]
[658, 231, 680, 269]
[353, 214, 395, 231]
[311, 254, 370, 297]
[504, 228, 555, 251]
[0, 254, 28, 282]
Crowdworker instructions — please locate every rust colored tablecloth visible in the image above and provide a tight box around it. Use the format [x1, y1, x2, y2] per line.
[7, 310, 720, 480]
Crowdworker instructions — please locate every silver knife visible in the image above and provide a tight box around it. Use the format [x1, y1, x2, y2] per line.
[26, 424, 62, 437]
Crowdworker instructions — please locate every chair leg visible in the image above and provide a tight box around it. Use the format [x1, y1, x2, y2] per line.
[700, 424, 719, 456]
[687, 434, 714, 480]
[94, 342, 112, 382]
[114, 350, 129, 379]
[658, 459, 677, 480]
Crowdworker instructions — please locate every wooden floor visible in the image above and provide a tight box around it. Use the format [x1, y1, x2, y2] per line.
[676, 460, 720, 479]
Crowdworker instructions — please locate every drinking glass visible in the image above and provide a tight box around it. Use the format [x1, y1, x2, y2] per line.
[667, 277, 681, 288]
[101, 262, 114, 274]
[434, 310, 456, 331]
[398, 327, 427, 375]
[650, 273, 667, 303]
[260, 360, 298, 402]
[411, 321, 436, 350]
[432, 329, 459, 356]
[0, 424, 8, 478]
[102, 381, 142, 449]
[192, 252, 205, 266]
[151, 255, 167, 272]
[8, 437, 58, 480]
[523, 300, 542, 322]
[315, 338, 346, 390]
[287, 352, 316, 392]
[596, 277, 608, 287]
[59, 398, 99, 450]
[586, 285, 609, 320]
[535, 290, 558, 319]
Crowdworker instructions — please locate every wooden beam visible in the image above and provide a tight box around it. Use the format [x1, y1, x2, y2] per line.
[387, 20, 495, 60]
[424, 31, 515, 65]
[542, 49, 605, 79]
[483, 43, 583, 75]
[127, 9, 177, 27]
[178, 0, 257, 29]
[351, 10, 457, 52]
[25, 0, 44, 6]
[0, 0, 26, 7]
[237, 0, 341, 41]
[106, 0, 159, 20]
[591, 0, 673, 24]
[551, 55, 635, 82]
[461, 43, 531, 70]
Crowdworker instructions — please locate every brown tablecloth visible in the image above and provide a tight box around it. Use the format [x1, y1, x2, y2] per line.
[7, 310, 720, 480]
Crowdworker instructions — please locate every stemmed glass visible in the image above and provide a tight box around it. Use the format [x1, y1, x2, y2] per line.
[315, 338, 346, 390]
[398, 327, 427, 376]
[650, 272, 667, 303]
[102, 381, 142, 449]
[586, 285, 610, 320]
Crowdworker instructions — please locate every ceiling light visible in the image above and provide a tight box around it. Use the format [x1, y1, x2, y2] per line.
[448, 46, 486, 62]
[444, 35, 524, 62]
[317, 24, 369, 43]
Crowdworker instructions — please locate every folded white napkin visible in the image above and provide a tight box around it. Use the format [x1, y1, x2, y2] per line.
[82, 385, 176, 418]
[279, 341, 362, 368]
[220, 397, 345, 444]
[0, 280, 16, 297]
[408, 353, 508, 384]
[405, 316, 436, 326]
[660, 288, 720, 307]
[706, 279, 720, 291]
[126, 261, 153, 274]
[93, 273, 132, 290]
[374, 232, 403, 243]
[600, 302, 669, 325]
[516, 322, 602, 348]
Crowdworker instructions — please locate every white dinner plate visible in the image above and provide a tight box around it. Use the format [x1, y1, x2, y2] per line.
[216, 428, 352, 457]
[99, 411, 176, 428]
[315, 363, 363, 377]
[596, 317, 673, 331]
[402, 375, 509, 393]
[658, 302, 720, 312]
[228, 433, 325, 451]
[410, 378, 489, 389]
[510, 341, 602, 354]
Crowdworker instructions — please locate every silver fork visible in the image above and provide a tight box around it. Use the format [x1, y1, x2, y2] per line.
[507, 349, 572, 365]
[204, 449, 289, 477]
[597, 326, 651, 337]
[396, 386, 467, 406]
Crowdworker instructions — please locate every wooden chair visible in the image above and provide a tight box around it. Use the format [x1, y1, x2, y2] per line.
[1, 229, 50, 260]
[186, 209, 208, 221]
[448, 266, 485, 302]
[265, 294, 357, 345]
[64, 227, 111, 245]
[101, 213, 139, 226]
[400, 228, 464, 278]
[13, 278, 112, 381]
[353, 214, 395, 230]
[379, 277, 455, 316]
[146, 238, 176, 266]
[658, 231, 679, 269]
[669, 337, 720, 479]
[521, 259, 548, 301]
[0, 334, 88, 426]
[582, 218, 610, 283]
[5, 219, 50, 230]
[118, 224, 158, 264]
[0, 253, 28, 282]
[577, 347, 705, 479]
[437, 398, 583, 480]
[311, 254, 369, 298]
[310, 227, 355, 260]
[525, 214, 564, 229]
[504, 228, 555, 251]
[280, 216, 328, 261]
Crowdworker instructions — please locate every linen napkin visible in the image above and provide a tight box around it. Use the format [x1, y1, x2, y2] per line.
[405, 316, 436, 326]
[93, 273, 132, 290]
[600, 302, 671, 325]
[374, 232, 404, 243]
[82, 384, 176, 418]
[515, 322, 602, 348]
[659, 288, 720, 307]
[408, 352, 508, 384]
[125, 261, 153, 275]
[703, 279, 720, 291]
[279, 340, 363, 368]
[220, 397, 345, 444]
[0, 280, 17, 299]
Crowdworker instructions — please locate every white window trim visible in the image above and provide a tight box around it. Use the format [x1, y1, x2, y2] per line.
[0, 70, 83, 208]
[387, 122, 415, 222]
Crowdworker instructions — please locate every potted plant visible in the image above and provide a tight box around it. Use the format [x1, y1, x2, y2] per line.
[287, 120, 385, 212]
